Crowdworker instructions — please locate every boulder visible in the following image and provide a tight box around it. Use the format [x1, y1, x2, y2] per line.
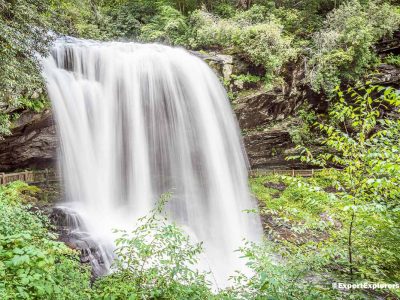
[192, 50, 235, 80]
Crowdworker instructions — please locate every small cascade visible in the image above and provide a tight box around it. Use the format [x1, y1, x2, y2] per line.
[50, 206, 113, 277]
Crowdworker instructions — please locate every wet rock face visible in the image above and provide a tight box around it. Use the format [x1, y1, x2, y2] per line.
[0, 110, 58, 171]
[244, 130, 291, 168]
[50, 207, 110, 278]
[371, 30, 400, 88]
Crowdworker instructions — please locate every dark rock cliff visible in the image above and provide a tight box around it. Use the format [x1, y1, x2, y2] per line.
[234, 90, 304, 169]
[0, 110, 57, 171]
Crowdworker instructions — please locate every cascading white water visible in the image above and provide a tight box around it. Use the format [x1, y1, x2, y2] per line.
[42, 38, 262, 287]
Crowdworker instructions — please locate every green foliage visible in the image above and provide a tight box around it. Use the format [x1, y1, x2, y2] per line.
[0, 181, 91, 299]
[307, 0, 400, 93]
[251, 173, 342, 236]
[0, 0, 52, 125]
[98, 0, 202, 40]
[250, 168, 400, 299]
[228, 73, 261, 94]
[85, 0, 399, 93]
[189, 7, 297, 86]
[384, 53, 400, 67]
[93, 194, 214, 300]
[247, 172, 370, 299]
[47, 0, 108, 39]
[98, 0, 159, 39]
[0, 113, 12, 138]
[140, 5, 189, 45]
[289, 103, 319, 146]
[229, 240, 341, 300]
[275, 0, 344, 13]
[0, 187, 214, 299]
[213, 3, 236, 18]
[291, 85, 400, 285]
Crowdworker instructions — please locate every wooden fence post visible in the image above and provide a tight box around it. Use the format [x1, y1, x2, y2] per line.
[292, 169, 295, 177]
[45, 169, 49, 185]
[0, 173, 4, 185]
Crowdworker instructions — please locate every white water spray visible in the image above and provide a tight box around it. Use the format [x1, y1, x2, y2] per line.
[42, 38, 262, 287]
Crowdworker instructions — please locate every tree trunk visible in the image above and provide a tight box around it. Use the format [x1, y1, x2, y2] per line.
[237, 0, 252, 9]
[348, 210, 355, 279]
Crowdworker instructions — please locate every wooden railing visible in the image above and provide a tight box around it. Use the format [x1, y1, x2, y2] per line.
[249, 168, 325, 177]
[0, 169, 60, 185]
[0, 168, 334, 186]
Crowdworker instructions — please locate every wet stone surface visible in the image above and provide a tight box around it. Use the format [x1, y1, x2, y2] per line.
[49, 207, 111, 278]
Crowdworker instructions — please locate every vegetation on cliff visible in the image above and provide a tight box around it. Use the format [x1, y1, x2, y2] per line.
[1, 0, 399, 137]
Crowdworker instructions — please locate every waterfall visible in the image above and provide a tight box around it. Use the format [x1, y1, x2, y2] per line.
[42, 38, 262, 287]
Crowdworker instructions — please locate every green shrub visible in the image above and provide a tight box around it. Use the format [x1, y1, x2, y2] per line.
[213, 3, 236, 18]
[228, 240, 343, 300]
[48, 0, 107, 39]
[189, 8, 297, 86]
[0, 113, 12, 138]
[0, 0, 54, 138]
[0, 182, 91, 299]
[291, 85, 400, 286]
[289, 102, 319, 146]
[140, 5, 189, 45]
[307, 0, 400, 93]
[384, 54, 400, 67]
[93, 194, 213, 300]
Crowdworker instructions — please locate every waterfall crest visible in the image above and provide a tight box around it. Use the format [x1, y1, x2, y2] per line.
[42, 38, 262, 286]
